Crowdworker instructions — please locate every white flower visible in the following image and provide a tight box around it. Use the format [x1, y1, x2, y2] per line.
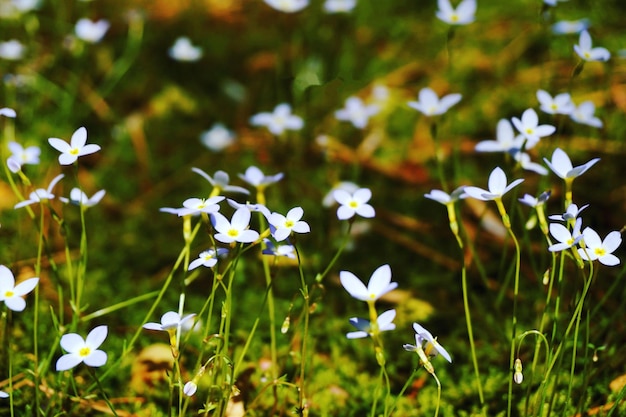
[536, 90, 574, 115]
[75, 18, 109, 43]
[200, 124, 235, 152]
[570, 101, 603, 128]
[0, 107, 17, 118]
[14, 174, 65, 209]
[548, 203, 588, 222]
[263, 0, 309, 13]
[574, 30, 610, 62]
[424, 186, 467, 205]
[11, 0, 41, 12]
[578, 227, 621, 266]
[268, 207, 310, 241]
[56, 326, 108, 371]
[188, 248, 228, 270]
[333, 188, 375, 220]
[262, 239, 296, 259]
[513, 151, 548, 175]
[548, 218, 583, 252]
[238, 166, 283, 188]
[0, 39, 25, 60]
[347, 309, 396, 339]
[168, 37, 203, 62]
[192, 168, 249, 195]
[408, 87, 461, 116]
[323, 0, 356, 13]
[60, 188, 106, 207]
[176, 196, 225, 217]
[334, 96, 379, 129]
[464, 167, 524, 201]
[340, 264, 397, 302]
[212, 208, 259, 244]
[48, 126, 101, 165]
[322, 181, 359, 207]
[544, 0, 568, 6]
[0, 265, 38, 312]
[250, 103, 303, 136]
[543, 148, 599, 180]
[404, 322, 452, 363]
[436, 0, 476, 25]
[511, 108, 556, 147]
[552, 19, 589, 35]
[0, 391, 7, 398]
[143, 311, 196, 332]
[475, 119, 524, 153]
[7, 141, 40, 173]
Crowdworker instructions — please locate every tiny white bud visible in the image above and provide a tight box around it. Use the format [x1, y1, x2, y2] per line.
[183, 381, 198, 396]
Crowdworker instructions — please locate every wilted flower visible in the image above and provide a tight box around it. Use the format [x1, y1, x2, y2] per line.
[56, 326, 108, 371]
[340, 264, 397, 302]
[48, 126, 101, 165]
[250, 103, 303, 136]
[0, 265, 38, 312]
[574, 30, 610, 62]
[436, 0, 476, 25]
[168, 37, 202, 62]
[0, 40, 25, 60]
[334, 96, 379, 129]
[200, 124, 236, 152]
[408, 87, 461, 116]
[333, 187, 375, 220]
[570, 101, 603, 128]
[75, 18, 110, 43]
[347, 309, 396, 339]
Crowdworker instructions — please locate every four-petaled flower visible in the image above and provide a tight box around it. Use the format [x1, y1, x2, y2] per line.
[436, 0, 476, 25]
[0, 265, 39, 312]
[578, 227, 622, 266]
[543, 148, 599, 180]
[536, 90, 574, 115]
[143, 311, 196, 332]
[177, 196, 225, 217]
[333, 188, 375, 220]
[14, 173, 65, 209]
[475, 119, 524, 153]
[60, 188, 106, 208]
[212, 208, 260, 243]
[574, 30, 610, 62]
[269, 207, 310, 241]
[548, 218, 583, 252]
[56, 325, 108, 371]
[168, 37, 203, 62]
[511, 108, 556, 147]
[464, 167, 524, 201]
[250, 103, 303, 136]
[403, 322, 452, 363]
[75, 18, 110, 43]
[188, 248, 229, 270]
[570, 101, 603, 128]
[340, 264, 397, 302]
[7, 141, 40, 173]
[48, 127, 101, 165]
[424, 186, 467, 205]
[408, 87, 462, 116]
[347, 309, 396, 339]
[334, 96, 379, 129]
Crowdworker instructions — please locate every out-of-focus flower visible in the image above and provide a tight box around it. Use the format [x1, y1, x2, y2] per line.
[56, 326, 108, 371]
[513, 151, 548, 175]
[250, 103, 303, 136]
[544, 0, 568, 6]
[424, 186, 467, 205]
[14, 174, 64, 209]
[552, 19, 589, 35]
[11, 0, 41, 12]
[333, 187, 375, 220]
[0, 390, 7, 398]
[0, 40, 25, 60]
[347, 309, 396, 339]
[574, 30, 610, 62]
[183, 381, 198, 396]
[0, 265, 38, 312]
[0, 107, 16, 118]
[519, 191, 550, 208]
[262, 239, 296, 259]
[188, 248, 228, 270]
[536, 90, 574, 115]
[48, 126, 101, 165]
[511, 108, 555, 147]
[334, 96, 379, 129]
[200, 124, 235, 152]
[212, 208, 259, 244]
[436, 0, 476, 25]
[7, 141, 40, 173]
[168, 37, 203, 62]
[322, 181, 359, 207]
[475, 119, 524, 153]
[268, 207, 310, 241]
[75, 18, 109, 43]
[464, 167, 524, 201]
[59, 188, 106, 207]
[578, 227, 621, 266]
[323, 0, 356, 13]
[408, 87, 461, 116]
[543, 148, 599, 180]
[570, 101, 603, 128]
[144, 311, 196, 332]
[239, 166, 283, 189]
[263, 0, 309, 13]
[192, 168, 249, 195]
[176, 196, 224, 217]
[340, 264, 397, 302]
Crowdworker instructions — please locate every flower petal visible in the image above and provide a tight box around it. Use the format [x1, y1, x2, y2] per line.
[85, 325, 108, 350]
[340, 271, 369, 301]
[56, 353, 83, 371]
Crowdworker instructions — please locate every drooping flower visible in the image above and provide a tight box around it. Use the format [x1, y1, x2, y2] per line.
[475, 119, 524, 153]
[188, 248, 229, 270]
[74, 18, 109, 43]
[212, 208, 260, 244]
[548, 218, 583, 252]
[407, 87, 462, 116]
[403, 322, 452, 363]
[543, 148, 599, 180]
[574, 30, 610, 62]
[268, 207, 310, 241]
[56, 326, 108, 371]
[250, 103, 303, 136]
[334, 96, 379, 129]
[0, 265, 38, 312]
[176, 196, 225, 217]
[192, 168, 249, 195]
[7, 141, 40, 173]
[263, 0, 309, 12]
[333, 187, 375, 220]
[60, 188, 106, 207]
[518, 191, 550, 208]
[552, 19, 589, 35]
[511, 108, 556, 147]
[0, 40, 25, 60]
[340, 264, 397, 302]
[347, 309, 396, 339]
[323, 0, 357, 13]
[239, 166, 284, 189]
[436, 0, 476, 25]
[578, 227, 621, 266]
[14, 174, 64, 209]
[536, 90, 574, 115]
[168, 37, 202, 62]
[48, 127, 101, 165]
[570, 101, 603, 128]
[200, 124, 236, 152]
[464, 167, 524, 201]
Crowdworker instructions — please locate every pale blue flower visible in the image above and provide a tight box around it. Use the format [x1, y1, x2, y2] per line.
[464, 167, 524, 201]
[56, 326, 108, 371]
[334, 96, 379, 129]
[570, 101, 603, 128]
[543, 148, 599, 180]
[403, 322, 452, 363]
[347, 309, 396, 339]
[212, 208, 259, 244]
[548, 218, 583, 252]
[340, 264, 397, 302]
[436, 0, 476, 25]
[408, 87, 461, 116]
[574, 30, 610, 62]
[578, 227, 621, 266]
[168, 37, 202, 62]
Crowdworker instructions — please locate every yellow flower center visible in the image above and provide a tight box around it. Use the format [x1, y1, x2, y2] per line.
[594, 248, 606, 257]
[4, 290, 14, 298]
[79, 347, 91, 357]
[285, 220, 294, 228]
[69, 148, 80, 156]
[228, 229, 239, 237]
[349, 200, 358, 209]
